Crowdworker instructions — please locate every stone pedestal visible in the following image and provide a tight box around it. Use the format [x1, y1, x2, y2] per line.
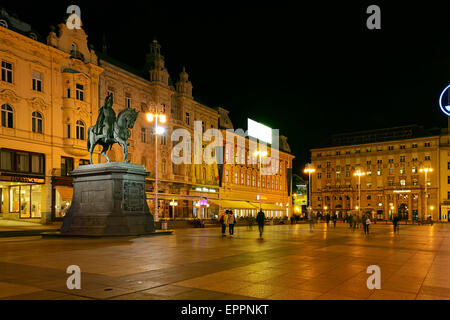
[61, 162, 155, 236]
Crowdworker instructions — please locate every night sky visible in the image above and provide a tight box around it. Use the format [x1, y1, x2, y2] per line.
[4, 1, 450, 175]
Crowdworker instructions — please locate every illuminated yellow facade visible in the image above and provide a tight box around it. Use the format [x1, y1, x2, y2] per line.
[0, 9, 295, 223]
[310, 126, 450, 222]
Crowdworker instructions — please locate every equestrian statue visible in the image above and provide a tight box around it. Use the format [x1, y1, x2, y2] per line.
[87, 93, 138, 163]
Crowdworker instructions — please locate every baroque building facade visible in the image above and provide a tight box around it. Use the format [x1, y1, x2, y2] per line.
[0, 9, 294, 223]
[310, 125, 450, 222]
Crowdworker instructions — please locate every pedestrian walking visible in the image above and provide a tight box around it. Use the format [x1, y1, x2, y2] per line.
[332, 213, 337, 228]
[308, 210, 315, 232]
[256, 210, 265, 239]
[219, 210, 227, 236]
[365, 216, 371, 235]
[326, 213, 330, 226]
[393, 215, 399, 233]
[227, 210, 236, 236]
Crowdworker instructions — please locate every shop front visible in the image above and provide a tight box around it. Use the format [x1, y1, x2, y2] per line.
[0, 149, 46, 222]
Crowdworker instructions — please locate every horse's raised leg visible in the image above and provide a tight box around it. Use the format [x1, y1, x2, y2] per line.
[101, 144, 111, 162]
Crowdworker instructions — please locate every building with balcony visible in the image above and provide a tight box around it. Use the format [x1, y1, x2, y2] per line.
[310, 125, 450, 222]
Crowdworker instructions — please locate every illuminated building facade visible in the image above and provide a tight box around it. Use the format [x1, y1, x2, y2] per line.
[310, 125, 450, 222]
[0, 8, 295, 223]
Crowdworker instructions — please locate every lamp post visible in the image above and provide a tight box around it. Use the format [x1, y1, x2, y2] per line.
[303, 164, 316, 210]
[254, 150, 268, 212]
[146, 111, 167, 221]
[353, 169, 365, 218]
[419, 167, 433, 220]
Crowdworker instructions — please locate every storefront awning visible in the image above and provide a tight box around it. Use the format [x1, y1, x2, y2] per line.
[210, 199, 255, 209]
[249, 202, 284, 211]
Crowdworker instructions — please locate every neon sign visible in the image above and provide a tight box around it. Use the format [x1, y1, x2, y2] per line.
[439, 84, 450, 116]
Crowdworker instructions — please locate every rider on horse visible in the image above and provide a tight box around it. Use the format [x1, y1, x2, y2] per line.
[93, 93, 116, 143]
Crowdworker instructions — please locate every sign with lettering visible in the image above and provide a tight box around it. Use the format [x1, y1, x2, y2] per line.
[0, 173, 45, 184]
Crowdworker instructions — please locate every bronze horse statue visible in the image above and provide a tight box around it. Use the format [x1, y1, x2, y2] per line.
[87, 94, 138, 163]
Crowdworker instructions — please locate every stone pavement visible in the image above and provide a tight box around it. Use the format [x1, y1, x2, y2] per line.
[0, 222, 449, 300]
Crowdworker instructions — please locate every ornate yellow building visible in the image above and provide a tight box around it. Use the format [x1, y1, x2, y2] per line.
[0, 9, 294, 223]
[310, 125, 450, 222]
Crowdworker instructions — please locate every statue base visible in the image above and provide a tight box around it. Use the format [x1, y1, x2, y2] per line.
[61, 162, 155, 236]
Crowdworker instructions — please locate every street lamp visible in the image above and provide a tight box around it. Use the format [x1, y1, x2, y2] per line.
[304, 164, 316, 210]
[419, 167, 433, 220]
[169, 199, 178, 220]
[354, 170, 365, 218]
[254, 150, 268, 212]
[146, 111, 167, 221]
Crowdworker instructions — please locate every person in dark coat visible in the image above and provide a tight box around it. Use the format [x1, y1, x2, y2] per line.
[256, 210, 265, 239]
[332, 213, 337, 228]
[393, 215, 399, 233]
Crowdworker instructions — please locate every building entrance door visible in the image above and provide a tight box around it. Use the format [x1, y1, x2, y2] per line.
[398, 204, 408, 220]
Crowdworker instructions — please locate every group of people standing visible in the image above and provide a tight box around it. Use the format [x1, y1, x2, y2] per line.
[346, 213, 372, 234]
[219, 210, 266, 239]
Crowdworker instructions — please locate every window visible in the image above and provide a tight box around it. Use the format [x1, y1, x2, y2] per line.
[31, 154, 44, 173]
[76, 120, 85, 140]
[366, 160, 371, 165]
[400, 156, 405, 162]
[388, 146, 394, 150]
[125, 93, 131, 108]
[32, 72, 42, 92]
[263, 177, 266, 188]
[425, 155, 431, 161]
[317, 153, 322, 157]
[326, 172, 331, 179]
[366, 195, 371, 200]
[71, 43, 77, 55]
[1, 104, 13, 128]
[66, 124, 71, 138]
[247, 174, 250, 186]
[160, 135, 166, 145]
[367, 170, 372, 176]
[366, 147, 371, 152]
[317, 173, 322, 179]
[412, 166, 417, 173]
[234, 172, 238, 184]
[424, 142, 431, 147]
[326, 161, 331, 168]
[355, 150, 360, 153]
[448, 176, 450, 184]
[377, 160, 382, 164]
[75, 84, 84, 101]
[377, 169, 382, 176]
[412, 157, 418, 162]
[225, 170, 229, 183]
[412, 143, 418, 148]
[400, 167, 405, 175]
[388, 159, 394, 163]
[79, 159, 90, 166]
[66, 88, 71, 98]
[448, 162, 450, 170]
[448, 191, 450, 200]
[162, 161, 167, 174]
[0, 150, 13, 170]
[336, 172, 341, 179]
[336, 151, 340, 155]
[413, 179, 418, 186]
[141, 128, 147, 143]
[201, 121, 205, 132]
[1, 60, 13, 83]
[185, 112, 190, 125]
[389, 167, 394, 175]
[241, 173, 244, 185]
[61, 157, 74, 176]
[32, 111, 43, 133]
[400, 179, 406, 186]
[388, 180, 394, 186]
[377, 147, 383, 152]
[252, 175, 255, 187]
[367, 182, 372, 189]
[400, 145, 406, 149]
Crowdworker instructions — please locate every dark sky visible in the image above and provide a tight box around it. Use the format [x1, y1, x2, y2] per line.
[4, 1, 450, 175]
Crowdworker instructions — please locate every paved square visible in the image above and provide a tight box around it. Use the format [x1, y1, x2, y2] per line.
[0, 222, 449, 300]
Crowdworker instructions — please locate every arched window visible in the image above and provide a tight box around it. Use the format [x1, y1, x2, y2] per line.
[1, 104, 13, 128]
[76, 120, 85, 140]
[0, 20, 8, 28]
[32, 111, 43, 133]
